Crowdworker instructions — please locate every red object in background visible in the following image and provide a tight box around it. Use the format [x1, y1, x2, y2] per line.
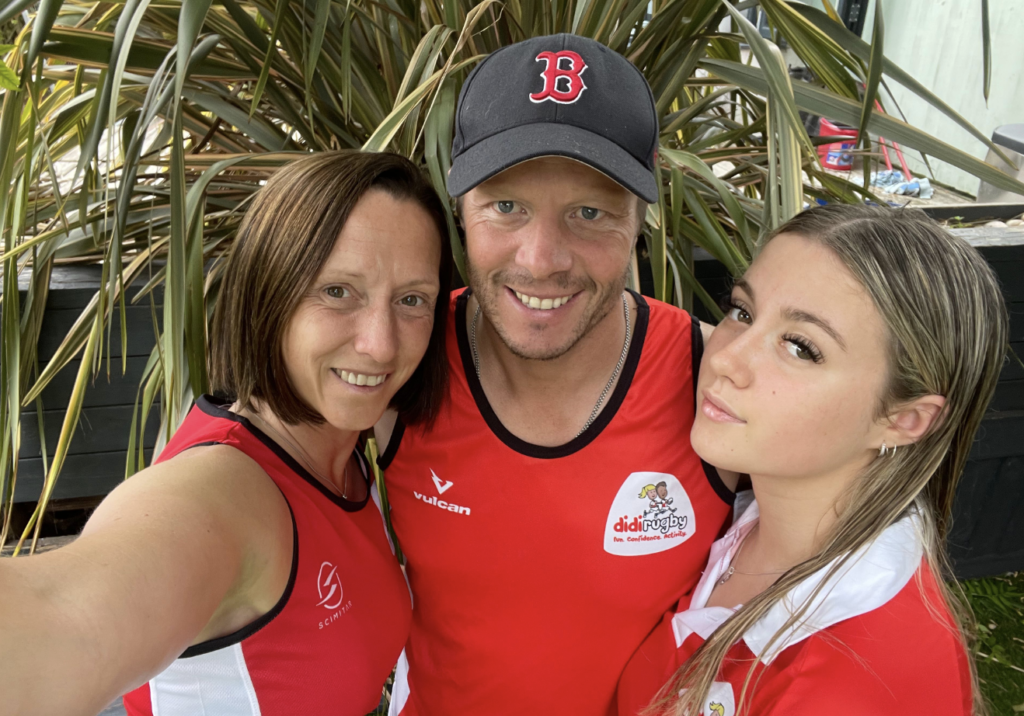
[817, 118, 859, 170]
[874, 99, 913, 179]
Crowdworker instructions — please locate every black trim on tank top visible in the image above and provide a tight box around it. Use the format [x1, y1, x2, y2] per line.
[690, 316, 735, 505]
[179, 496, 299, 658]
[454, 288, 649, 459]
[375, 418, 405, 470]
[196, 394, 371, 512]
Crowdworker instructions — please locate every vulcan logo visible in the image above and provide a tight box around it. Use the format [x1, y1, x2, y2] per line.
[603, 472, 696, 556]
[431, 469, 453, 494]
[412, 492, 472, 515]
[414, 470, 471, 515]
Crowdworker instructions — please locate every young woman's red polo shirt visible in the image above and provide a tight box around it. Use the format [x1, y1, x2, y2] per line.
[617, 500, 973, 716]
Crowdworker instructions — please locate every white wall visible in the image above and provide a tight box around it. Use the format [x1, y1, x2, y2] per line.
[865, 0, 1024, 196]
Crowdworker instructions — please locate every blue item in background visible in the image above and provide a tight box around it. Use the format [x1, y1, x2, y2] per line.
[870, 169, 906, 188]
[870, 170, 934, 199]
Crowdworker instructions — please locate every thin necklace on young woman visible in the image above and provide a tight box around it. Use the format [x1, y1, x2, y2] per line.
[717, 525, 788, 586]
[242, 409, 351, 499]
[470, 292, 631, 439]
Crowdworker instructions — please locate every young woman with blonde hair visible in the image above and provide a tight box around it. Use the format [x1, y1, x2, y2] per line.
[617, 204, 1007, 716]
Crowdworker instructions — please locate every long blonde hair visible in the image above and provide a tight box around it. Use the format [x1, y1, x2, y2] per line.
[651, 204, 1008, 716]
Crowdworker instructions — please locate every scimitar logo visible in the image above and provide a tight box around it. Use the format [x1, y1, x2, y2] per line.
[316, 561, 344, 609]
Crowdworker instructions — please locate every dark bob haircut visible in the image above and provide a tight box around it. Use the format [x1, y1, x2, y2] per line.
[210, 150, 452, 426]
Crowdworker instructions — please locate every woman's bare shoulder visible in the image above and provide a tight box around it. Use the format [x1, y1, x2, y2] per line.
[87, 442, 290, 546]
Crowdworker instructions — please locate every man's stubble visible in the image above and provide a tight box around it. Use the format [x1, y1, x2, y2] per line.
[466, 257, 630, 363]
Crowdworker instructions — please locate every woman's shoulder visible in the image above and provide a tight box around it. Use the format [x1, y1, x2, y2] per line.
[102, 441, 289, 547]
[158, 441, 274, 484]
[152, 396, 295, 499]
[822, 560, 967, 658]
[100, 398, 290, 541]
[766, 564, 972, 715]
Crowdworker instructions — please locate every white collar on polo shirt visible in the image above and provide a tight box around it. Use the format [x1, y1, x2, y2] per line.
[672, 494, 924, 665]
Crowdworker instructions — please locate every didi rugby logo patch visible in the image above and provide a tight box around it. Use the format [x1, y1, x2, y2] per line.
[685, 682, 735, 716]
[603, 472, 695, 556]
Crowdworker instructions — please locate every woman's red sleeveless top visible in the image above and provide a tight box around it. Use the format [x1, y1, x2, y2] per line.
[122, 395, 411, 716]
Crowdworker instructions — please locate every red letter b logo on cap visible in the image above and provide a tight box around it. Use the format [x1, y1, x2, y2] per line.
[530, 51, 588, 104]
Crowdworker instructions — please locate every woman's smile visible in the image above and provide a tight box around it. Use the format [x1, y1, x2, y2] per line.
[331, 368, 390, 388]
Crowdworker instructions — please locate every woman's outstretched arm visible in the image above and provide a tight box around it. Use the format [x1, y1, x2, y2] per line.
[0, 445, 292, 716]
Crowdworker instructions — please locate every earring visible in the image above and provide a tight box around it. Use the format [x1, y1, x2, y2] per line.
[892, 443, 898, 458]
[879, 443, 887, 457]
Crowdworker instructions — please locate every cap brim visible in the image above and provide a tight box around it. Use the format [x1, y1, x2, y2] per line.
[447, 123, 659, 203]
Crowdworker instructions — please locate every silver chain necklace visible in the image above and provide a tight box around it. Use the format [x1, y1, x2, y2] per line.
[243, 410, 351, 499]
[717, 526, 787, 586]
[470, 293, 631, 439]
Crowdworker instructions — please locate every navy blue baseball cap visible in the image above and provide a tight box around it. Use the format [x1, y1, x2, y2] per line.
[447, 34, 660, 203]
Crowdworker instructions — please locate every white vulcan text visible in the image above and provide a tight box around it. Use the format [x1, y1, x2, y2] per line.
[413, 491, 472, 515]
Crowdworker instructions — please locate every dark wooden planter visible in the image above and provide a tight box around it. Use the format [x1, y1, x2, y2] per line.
[6, 267, 160, 505]
[935, 228, 1024, 579]
[5, 226, 1024, 578]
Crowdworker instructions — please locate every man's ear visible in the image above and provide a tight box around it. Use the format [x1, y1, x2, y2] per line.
[881, 395, 947, 448]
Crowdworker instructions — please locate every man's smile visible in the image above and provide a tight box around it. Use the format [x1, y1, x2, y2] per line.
[512, 289, 578, 310]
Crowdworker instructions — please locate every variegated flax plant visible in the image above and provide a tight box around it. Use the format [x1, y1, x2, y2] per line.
[0, 0, 1021, 552]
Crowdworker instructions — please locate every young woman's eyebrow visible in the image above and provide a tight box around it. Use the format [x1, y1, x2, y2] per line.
[782, 307, 848, 351]
[731, 278, 753, 301]
[734, 278, 847, 350]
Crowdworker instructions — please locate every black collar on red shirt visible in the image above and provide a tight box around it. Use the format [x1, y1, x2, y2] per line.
[454, 287, 650, 459]
[197, 394, 372, 513]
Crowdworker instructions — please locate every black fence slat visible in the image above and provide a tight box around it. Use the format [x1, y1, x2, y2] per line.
[34, 355, 154, 408]
[1010, 303, 1024, 343]
[1002, 343, 1024, 382]
[18, 405, 160, 459]
[990, 380, 1024, 412]
[969, 411, 1024, 461]
[35, 305, 160, 362]
[981, 246, 1024, 303]
[949, 455, 1024, 579]
[12, 450, 153, 503]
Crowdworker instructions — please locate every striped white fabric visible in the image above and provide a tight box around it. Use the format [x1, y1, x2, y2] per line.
[389, 649, 411, 715]
[149, 643, 262, 716]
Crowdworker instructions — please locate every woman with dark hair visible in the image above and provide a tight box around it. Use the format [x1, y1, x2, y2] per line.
[0, 151, 453, 716]
[617, 204, 1007, 716]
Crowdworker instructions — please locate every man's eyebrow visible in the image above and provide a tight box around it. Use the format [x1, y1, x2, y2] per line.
[782, 307, 847, 351]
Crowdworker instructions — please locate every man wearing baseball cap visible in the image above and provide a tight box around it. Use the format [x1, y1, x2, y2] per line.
[376, 33, 735, 715]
